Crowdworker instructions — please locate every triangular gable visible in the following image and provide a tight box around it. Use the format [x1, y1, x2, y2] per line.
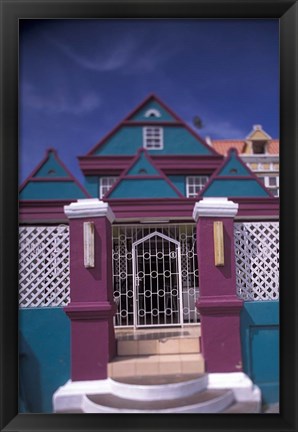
[124, 94, 180, 123]
[105, 148, 184, 199]
[19, 149, 90, 200]
[199, 148, 274, 198]
[246, 125, 272, 141]
[127, 151, 159, 175]
[85, 94, 220, 157]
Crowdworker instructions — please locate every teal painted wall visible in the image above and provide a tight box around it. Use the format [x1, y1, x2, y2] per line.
[219, 157, 252, 176]
[130, 100, 176, 122]
[94, 126, 212, 156]
[20, 181, 87, 200]
[168, 175, 186, 195]
[85, 176, 99, 197]
[128, 153, 159, 175]
[109, 178, 179, 199]
[203, 179, 269, 197]
[19, 308, 70, 413]
[240, 301, 279, 404]
[34, 153, 69, 178]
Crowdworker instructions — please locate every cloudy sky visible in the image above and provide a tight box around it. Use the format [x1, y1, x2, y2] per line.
[19, 19, 279, 185]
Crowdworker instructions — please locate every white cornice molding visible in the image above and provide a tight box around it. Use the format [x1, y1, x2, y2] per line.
[64, 199, 115, 223]
[193, 198, 239, 221]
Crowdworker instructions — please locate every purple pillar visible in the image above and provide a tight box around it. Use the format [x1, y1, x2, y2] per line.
[193, 198, 243, 373]
[64, 199, 116, 381]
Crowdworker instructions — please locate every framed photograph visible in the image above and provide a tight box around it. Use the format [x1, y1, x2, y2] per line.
[1, 1, 297, 431]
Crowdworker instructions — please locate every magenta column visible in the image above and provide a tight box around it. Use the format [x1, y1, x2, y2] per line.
[64, 199, 116, 381]
[193, 197, 243, 373]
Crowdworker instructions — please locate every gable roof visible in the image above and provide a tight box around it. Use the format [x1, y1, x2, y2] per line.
[105, 148, 185, 200]
[199, 148, 274, 198]
[212, 139, 279, 156]
[85, 94, 220, 157]
[19, 149, 90, 200]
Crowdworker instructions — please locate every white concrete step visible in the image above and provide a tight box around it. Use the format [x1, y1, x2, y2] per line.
[109, 373, 208, 401]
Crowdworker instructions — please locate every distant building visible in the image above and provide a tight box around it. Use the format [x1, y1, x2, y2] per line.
[208, 125, 279, 197]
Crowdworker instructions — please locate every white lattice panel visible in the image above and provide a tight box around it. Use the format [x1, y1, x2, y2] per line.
[234, 222, 279, 301]
[19, 226, 70, 307]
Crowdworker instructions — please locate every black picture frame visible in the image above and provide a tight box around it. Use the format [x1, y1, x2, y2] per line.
[1, 1, 297, 431]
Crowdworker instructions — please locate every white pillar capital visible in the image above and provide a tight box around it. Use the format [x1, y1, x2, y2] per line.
[193, 197, 238, 222]
[64, 199, 115, 223]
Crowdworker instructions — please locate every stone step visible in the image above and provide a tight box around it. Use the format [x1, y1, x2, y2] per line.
[108, 353, 205, 379]
[117, 336, 200, 356]
[85, 389, 235, 413]
[109, 373, 208, 401]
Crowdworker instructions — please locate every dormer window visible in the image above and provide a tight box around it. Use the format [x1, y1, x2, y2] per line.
[143, 127, 163, 150]
[252, 141, 267, 154]
[144, 108, 161, 118]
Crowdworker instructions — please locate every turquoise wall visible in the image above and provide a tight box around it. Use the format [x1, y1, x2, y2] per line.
[168, 175, 186, 195]
[19, 181, 87, 200]
[240, 301, 279, 404]
[19, 308, 70, 413]
[130, 100, 176, 122]
[34, 153, 69, 178]
[219, 157, 252, 176]
[203, 179, 269, 197]
[128, 153, 159, 175]
[85, 176, 99, 197]
[94, 126, 212, 156]
[108, 178, 179, 199]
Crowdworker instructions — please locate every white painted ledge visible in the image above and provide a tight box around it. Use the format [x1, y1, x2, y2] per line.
[193, 197, 239, 221]
[207, 372, 261, 404]
[64, 199, 115, 223]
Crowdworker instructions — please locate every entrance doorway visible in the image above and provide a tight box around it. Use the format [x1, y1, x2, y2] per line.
[132, 231, 183, 328]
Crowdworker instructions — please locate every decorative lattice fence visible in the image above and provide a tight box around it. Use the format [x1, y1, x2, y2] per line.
[234, 222, 279, 301]
[19, 226, 70, 308]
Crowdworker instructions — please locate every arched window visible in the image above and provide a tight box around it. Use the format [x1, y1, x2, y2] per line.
[144, 108, 161, 118]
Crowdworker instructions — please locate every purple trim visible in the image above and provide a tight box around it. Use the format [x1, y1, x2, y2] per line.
[197, 148, 274, 198]
[122, 120, 184, 126]
[19, 196, 279, 223]
[104, 148, 185, 199]
[78, 154, 223, 176]
[65, 301, 117, 319]
[25, 177, 78, 182]
[197, 296, 243, 315]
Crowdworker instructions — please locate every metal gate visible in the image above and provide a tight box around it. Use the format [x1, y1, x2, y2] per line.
[112, 224, 199, 328]
[132, 231, 183, 328]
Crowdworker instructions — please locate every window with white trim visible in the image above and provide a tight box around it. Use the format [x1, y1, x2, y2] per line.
[99, 177, 118, 198]
[186, 176, 209, 198]
[258, 175, 279, 197]
[143, 127, 163, 150]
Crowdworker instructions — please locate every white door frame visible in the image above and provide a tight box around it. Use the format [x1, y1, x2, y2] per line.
[132, 231, 183, 328]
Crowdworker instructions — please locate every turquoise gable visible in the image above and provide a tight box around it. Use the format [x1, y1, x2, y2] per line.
[201, 149, 272, 198]
[94, 126, 213, 156]
[20, 149, 89, 201]
[127, 152, 159, 175]
[129, 100, 177, 122]
[218, 151, 252, 177]
[33, 151, 69, 178]
[203, 179, 270, 197]
[108, 178, 180, 199]
[106, 149, 182, 199]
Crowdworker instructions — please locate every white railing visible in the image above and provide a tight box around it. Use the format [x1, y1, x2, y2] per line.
[234, 222, 279, 301]
[19, 226, 70, 308]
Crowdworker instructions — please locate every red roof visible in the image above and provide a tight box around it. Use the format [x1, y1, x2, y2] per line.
[212, 139, 279, 156]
